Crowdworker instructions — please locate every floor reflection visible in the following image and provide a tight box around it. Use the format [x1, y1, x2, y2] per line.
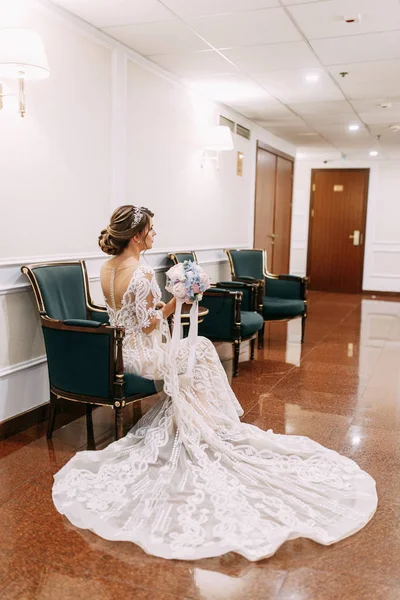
[0, 292, 400, 599]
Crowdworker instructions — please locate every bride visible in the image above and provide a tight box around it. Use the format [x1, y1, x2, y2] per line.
[53, 205, 377, 562]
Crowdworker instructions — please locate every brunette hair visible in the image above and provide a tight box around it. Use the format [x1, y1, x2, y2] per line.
[98, 205, 154, 256]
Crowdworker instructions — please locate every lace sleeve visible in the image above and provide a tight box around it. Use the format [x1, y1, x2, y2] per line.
[133, 268, 163, 333]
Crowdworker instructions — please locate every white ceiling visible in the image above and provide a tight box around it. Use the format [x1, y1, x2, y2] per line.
[52, 0, 400, 159]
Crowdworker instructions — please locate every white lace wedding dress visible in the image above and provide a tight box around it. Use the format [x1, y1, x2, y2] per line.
[53, 266, 377, 561]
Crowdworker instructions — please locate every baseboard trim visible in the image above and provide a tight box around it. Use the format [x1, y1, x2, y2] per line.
[0, 397, 91, 441]
[363, 290, 400, 298]
[0, 402, 49, 441]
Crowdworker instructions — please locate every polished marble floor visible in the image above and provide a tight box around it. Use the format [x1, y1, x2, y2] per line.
[1, 291, 400, 599]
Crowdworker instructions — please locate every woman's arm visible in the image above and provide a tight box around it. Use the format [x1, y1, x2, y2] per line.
[134, 270, 176, 335]
[143, 297, 176, 334]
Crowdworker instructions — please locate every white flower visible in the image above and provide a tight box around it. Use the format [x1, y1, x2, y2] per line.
[172, 282, 186, 298]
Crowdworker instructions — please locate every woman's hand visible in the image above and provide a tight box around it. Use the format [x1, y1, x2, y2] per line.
[161, 297, 177, 319]
[156, 301, 166, 309]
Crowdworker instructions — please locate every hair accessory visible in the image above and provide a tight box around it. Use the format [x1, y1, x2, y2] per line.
[132, 206, 143, 227]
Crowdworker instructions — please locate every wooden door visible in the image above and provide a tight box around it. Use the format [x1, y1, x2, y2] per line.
[273, 156, 293, 274]
[307, 169, 369, 293]
[254, 148, 276, 272]
[254, 146, 293, 273]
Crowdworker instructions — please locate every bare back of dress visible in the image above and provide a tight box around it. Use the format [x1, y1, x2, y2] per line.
[100, 263, 166, 378]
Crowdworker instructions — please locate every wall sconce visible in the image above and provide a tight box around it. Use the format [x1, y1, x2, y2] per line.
[201, 125, 234, 169]
[0, 28, 50, 117]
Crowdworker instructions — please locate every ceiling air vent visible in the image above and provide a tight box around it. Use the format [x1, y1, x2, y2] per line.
[219, 115, 235, 132]
[236, 123, 251, 140]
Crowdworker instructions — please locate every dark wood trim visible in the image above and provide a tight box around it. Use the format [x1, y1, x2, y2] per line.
[0, 397, 92, 442]
[362, 290, 400, 298]
[256, 140, 295, 162]
[0, 403, 49, 441]
[306, 168, 370, 293]
[81, 259, 108, 315]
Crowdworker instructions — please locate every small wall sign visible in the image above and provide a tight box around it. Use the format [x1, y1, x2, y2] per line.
[237, 151, 243, 176]
[333, 184, 344, 192]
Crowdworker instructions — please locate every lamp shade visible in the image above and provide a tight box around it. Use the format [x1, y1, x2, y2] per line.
[203, 125, 234, 151]
[0, 28, 50, 80]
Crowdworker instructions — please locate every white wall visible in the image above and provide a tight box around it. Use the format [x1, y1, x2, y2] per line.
[0, 0, 113, 422]
[0, 0, 112, 260]
[0, 0, 295, 424]
[126, 61, 294, 252]
[290, 158, 400, 292]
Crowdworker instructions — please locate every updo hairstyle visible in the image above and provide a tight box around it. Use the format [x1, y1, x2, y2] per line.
[98, 205, 154, 256]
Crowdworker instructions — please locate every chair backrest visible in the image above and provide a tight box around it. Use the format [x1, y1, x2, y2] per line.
[168, 251, 198, 265]
[22, 261, 88, 321]
[198, 289, 239, 341]
[225, 249, 265, 279]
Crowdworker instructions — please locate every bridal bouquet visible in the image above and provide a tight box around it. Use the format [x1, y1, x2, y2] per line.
[165, 260, 210, 302]
[165, 260, 210, 377]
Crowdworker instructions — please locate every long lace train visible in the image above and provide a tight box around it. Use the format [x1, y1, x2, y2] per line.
[52, 267, 377, 561]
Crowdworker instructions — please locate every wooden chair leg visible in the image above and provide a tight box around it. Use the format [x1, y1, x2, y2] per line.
[250, 338, 256, 360]
[301, 314, 307, 344]
[233, 340, 240, 377]
[133, 401, 142, 426]
[115, 405, 124, 440]
[258, 323, 265, 349]
[86, 404, 95, 450]
[47, 392, 57, 439]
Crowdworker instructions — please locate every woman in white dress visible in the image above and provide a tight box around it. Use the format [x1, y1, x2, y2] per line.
[53, 205, 377, 562]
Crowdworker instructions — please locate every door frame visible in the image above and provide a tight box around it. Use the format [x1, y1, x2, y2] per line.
[253, 141, 295, 273]
[306, 168, 370, 292]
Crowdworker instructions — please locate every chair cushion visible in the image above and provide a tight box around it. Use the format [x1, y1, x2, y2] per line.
[124, 373, 158, 397]
[240, 311, 264, 338]
[263, 297, 305, 320]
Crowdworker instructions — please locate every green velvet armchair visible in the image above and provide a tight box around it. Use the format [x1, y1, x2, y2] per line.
[168, 252, 263, 376]
[21, 261, 158, 443]
[224, 249, 307, 347]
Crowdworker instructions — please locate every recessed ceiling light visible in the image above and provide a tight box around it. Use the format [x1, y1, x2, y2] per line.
[369, 150, 378, 156]
[348, 124, 360, 131]
[305, 74, 319, 82]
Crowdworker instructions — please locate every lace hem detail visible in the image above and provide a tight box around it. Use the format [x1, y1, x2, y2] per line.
[52, 266, 378, 561]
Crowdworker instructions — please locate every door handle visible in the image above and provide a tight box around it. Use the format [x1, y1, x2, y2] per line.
[268, 233, 278, 239]
[349, 230, 361, 246]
